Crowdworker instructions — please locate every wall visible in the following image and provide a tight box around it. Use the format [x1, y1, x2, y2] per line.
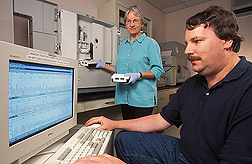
[163, 0, 252, 74]
[164, 0, 252, 62]
[2, 0, 250, 58]
[0, 0, 13, 43]
[165, 0, 231, 44]
[237, 15, 252, 61]
[48, 0, 166, 43]
[119, 0, 166, 43]
[49, 0, 109, 17]
[0, 0, 165, 44]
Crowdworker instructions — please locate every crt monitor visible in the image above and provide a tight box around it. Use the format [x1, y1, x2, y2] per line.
[0, 41, 78, 164]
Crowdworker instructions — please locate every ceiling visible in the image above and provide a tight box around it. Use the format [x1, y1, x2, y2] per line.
[143, 0, 212, 14]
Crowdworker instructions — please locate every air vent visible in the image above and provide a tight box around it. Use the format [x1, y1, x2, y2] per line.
[232, 0, 252, 17]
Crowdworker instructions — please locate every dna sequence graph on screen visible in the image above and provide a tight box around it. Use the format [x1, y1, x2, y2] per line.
[9, 61, 74, 146]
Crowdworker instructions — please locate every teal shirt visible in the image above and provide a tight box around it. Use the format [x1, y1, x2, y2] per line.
[114, 33, 164, 107]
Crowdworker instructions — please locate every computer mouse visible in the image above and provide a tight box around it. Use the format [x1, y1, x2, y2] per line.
[88, 123, 101, 129]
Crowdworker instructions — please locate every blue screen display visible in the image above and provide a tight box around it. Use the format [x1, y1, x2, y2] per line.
[9, 60, 74, 146]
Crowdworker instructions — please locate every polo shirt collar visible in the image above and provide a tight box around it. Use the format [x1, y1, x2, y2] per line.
[222, 56, 250, 82]
[198, 56, 250, 87]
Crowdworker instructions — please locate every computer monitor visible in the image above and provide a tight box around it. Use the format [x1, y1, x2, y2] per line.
[0, 41, 78, 164]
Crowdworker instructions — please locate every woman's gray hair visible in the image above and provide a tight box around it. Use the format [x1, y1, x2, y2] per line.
[124, 5, 145, 25]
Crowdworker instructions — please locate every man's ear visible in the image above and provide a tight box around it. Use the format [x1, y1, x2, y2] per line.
[224, 40, 233, 50]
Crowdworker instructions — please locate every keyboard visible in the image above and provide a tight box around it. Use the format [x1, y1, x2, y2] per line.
[45, 126, 112, 164]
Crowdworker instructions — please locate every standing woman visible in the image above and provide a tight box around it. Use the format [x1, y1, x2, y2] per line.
[94, 5, 164, 119]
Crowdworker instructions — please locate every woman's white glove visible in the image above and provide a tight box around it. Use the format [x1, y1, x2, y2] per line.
[124, 73, 141, 84]
[90, 60, 105, 68]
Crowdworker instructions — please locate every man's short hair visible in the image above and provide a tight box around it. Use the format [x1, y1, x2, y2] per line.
[186, 5, 243, 53]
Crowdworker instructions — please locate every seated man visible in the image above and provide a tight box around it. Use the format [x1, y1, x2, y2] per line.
[75, 5, 252, 164]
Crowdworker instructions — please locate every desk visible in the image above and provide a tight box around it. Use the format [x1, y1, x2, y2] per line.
[77, 97, 119, 113]
[78, 86, 179, 114]
[153, 86, 179, 114]
[155, 86, 181, 138]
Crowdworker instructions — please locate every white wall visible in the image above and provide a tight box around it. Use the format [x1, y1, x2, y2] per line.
[120, 0, 166, 42]
[165, 0, 231, 44]
[0, 0, 13, 43]
[164, 0, 252, 72]
[49, 0, 110, 18]
[237, 15, 252, 61]
[164, 0, 252, 62]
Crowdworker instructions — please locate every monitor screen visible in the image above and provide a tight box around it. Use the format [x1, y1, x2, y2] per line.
[9, 60, 74, 146]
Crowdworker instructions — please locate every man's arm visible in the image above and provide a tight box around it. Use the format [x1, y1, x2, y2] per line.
[85, 113, 172, 132]
[219, 87, 252, 163]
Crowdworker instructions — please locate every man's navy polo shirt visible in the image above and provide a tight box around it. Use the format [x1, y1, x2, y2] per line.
[160, 56, 252, 164]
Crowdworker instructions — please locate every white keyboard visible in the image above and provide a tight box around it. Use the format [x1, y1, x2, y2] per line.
[45, 126, 112, 164]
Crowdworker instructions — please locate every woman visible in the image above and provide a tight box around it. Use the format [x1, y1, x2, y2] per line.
[94, 5, 164, 119]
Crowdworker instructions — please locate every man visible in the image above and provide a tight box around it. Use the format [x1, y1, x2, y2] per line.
[75, 5, 252, 164]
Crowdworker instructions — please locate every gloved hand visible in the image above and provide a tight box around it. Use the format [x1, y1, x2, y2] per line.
[90, 59, 105, 68]
[124, 73, 141, 84]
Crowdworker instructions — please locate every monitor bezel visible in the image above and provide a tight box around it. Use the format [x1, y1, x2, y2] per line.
[0, 41, 78, 164]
